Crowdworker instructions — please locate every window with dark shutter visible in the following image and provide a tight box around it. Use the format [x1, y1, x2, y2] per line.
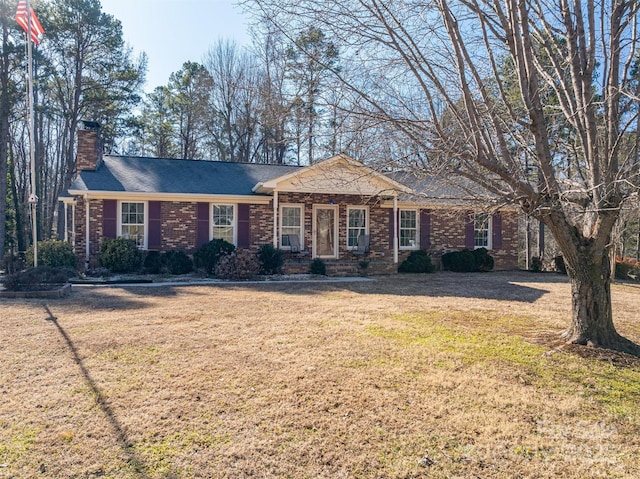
[148, 201, 162, 250]
[237, 204, 250, 248]
[103, 199, 117, 239]
[196, 203, 210, 247]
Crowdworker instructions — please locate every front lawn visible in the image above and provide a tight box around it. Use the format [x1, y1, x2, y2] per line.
[1, 272, 639, 478]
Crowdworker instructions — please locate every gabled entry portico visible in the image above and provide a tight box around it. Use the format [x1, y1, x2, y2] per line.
[252, 153, 410, 262]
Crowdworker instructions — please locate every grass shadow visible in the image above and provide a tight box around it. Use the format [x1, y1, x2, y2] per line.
[43, 304, 150, 477]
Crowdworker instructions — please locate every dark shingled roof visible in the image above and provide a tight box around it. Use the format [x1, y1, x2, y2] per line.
[387, 171, 493, 204]
[69, 156, 302, 195]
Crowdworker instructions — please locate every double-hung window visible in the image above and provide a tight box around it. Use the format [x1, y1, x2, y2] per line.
[280, 204, 303, 248]
[474, 213, 491, 248]
[347, 207, 367, 249]
[120, 201, 146, 248]
[212, 204, 235, 244]
[399, 209, 418, 249]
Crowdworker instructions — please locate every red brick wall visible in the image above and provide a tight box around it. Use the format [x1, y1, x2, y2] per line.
[76, 129, 102, 172]
[73, 196, 518, 270]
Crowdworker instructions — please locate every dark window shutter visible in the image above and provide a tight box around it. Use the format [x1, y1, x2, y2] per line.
[237, 204, 250, 248]
[148, 201, 162, 250]
[492, 211, 503, 249]
[103, 199, 117, 239]
[196, 203, 210, 247]
[465, 212, 475, 249]
[420, 210, 431, 250]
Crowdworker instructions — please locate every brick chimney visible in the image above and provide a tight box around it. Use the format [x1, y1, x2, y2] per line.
[76, 120, 103, 172]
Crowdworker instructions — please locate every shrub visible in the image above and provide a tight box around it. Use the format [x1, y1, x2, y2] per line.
[442, 249, 476, 272]
[615, 256, 640, 281]
[3, 266, 74, 291]
[1, 253, 25, 274]
[98, 237, 142, 273]
[257, 244, 284, 275]
[214, 249, 260, 280]
[398, 250, 435, 273]
[143, 251, 163, 274]
[530, 256, 542, 272]
[309, 257, 326, 275]
[472, 247, 494, 272]
[194, 239, 235, 275]
[554, 255, 567, 274]
[27, 240, 76, 269]
[164, 250, 193, 275]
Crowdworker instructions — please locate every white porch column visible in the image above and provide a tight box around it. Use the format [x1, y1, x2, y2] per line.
[84, 195, 90, 269]
[71, 202, 76, 244]
[63, 202, 69, 242]
[393, 196, 399, 264]
[272, 190, 279, 247]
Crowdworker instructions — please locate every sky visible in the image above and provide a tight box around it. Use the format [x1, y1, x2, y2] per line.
[100, 0, 252, 93]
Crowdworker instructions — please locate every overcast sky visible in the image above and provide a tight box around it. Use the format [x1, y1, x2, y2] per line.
[100, 0, 252, 92]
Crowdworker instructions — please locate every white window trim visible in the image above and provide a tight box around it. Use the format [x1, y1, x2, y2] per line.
[399, 208, 419, 250]
[118, 200, 148, 249]
[346, 206, 369, 250]
[279, 203, 305, 250]
[211, 203, 237, 245]
[474, 213, 493, 250]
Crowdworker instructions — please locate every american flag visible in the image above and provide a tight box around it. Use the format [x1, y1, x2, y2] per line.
[15, 1, 44, 45]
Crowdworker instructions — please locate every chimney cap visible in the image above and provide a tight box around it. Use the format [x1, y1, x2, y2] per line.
[80, 120, 101, 130]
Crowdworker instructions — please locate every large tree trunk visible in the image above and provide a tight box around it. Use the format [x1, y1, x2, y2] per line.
[561, 250, 619, 346]
[545, 213, 640, 354]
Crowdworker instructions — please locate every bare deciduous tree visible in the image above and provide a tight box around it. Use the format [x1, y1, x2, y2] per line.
[251, 0, 640, 352]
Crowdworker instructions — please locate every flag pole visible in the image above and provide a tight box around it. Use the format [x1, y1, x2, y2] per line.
[26, 0, 38, 267]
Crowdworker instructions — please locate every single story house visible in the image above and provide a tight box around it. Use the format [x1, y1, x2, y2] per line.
[60, 122, 518, 274]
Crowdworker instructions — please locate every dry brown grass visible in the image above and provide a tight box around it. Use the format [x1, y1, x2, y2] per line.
[1, 271, 639, 479]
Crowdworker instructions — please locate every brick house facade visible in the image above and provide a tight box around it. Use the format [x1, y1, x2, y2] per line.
[61, 123, 519, 273]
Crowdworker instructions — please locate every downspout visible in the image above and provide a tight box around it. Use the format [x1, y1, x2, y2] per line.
[272, 190, 278, 247]
[393, 195, 398, 264]
[84, 194, 90, 270]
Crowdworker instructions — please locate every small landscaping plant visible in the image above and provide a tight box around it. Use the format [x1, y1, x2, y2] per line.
[309, 257, 326, 275]
[194, 239, 236, 275]
[615, 256, 640, 281]
[214, 249, 260, 280]
[3, 266, 74, 291]
[441, 248, 494, 272]
[99, 237, 142, 273]
[257, 244, 284, 275]
[442, 249, 477, 272]
[472, 247, 494, 272]
[398, 250, 435, 273]
[163, 250, 193, 275]
[27, 240, 77, 269]
[143, 251, 163, 274]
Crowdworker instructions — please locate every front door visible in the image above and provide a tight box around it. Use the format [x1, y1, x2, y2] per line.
[313, 205, 338, 258]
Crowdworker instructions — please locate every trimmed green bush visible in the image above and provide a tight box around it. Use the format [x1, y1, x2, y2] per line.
[398, 250, 436, 273]
[99, 237, 142, 273]
[309, 258, 326, 275]
[3, 266, 74, 291]
[257, 244, 284, 275]
[194, 239, 236, 275]
[472, 248, 494, 272]
[27, 240, 77, 269]
[143, 251, 163, 274]
[164, 250, 193, 275]
[442, 249, 477, 272]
